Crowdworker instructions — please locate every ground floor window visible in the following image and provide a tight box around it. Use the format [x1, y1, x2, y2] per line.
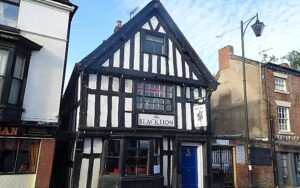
[103, 139, 161, 177]
[0, 139, 40, 174]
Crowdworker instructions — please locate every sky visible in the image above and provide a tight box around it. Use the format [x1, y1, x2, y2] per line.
[66, 0, 300, 83]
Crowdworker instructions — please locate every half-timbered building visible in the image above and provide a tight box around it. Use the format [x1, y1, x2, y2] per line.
[55, 1, 217, 187]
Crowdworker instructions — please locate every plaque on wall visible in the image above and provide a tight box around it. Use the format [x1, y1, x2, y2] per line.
[138, 114, 175, 127]
[236, 145, 245, 164]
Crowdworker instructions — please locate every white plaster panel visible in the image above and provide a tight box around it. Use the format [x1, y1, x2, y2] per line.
[112, 77, 119, 92]
[111, 96, 119, 128]
[150, 16, 159, 30]
[186, 103, 192, 130]
[168, 39, 174, 76]
[91, 158, 101, 188]
[142, 22, 150, 30]
[83, 138, 91, 154]
[79, 158, 89, 188]
[125, 79, 133, 93]
[123, 40, 130, 69]
[158, 26, 166, 33]
[100, 95, 108, 127]
[18, 0, 72, 40]
[194, 88, 199, 99]
[176, 49, 182, 77]
[101, 76, 109, 90]
[125, 98, 132, 111]
[163, 155, 168, 185]
[113, 49, 120, 68]
[102, 59, 109, 67]
[201, 88, 206, 98]
[22, 33, 66, 122]
[93, 138, 102, 154]
[134, 32, 140, 70]
[177, 103, 182, 129]
[186, 87, 191, 99]
[163, 138, 168, 150]
[143, 54, 149, 72]
[185, 62, 190, 79]
[0, 174, 36, 188]
[177, 86, 181, 97]
[87, 94, 95, 127]
[77, 74, 81, 101]
[152, 55, 158, 73]
[125, 112, 132, 128]
[161, 57, 166, 75]
[193, 73, 198, 80]
[88, 74, 97, 90]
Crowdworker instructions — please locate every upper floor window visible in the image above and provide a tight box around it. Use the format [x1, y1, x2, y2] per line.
[142, 31, 166, 55]
[0, 0, 20, 28]
[278, 106, 290, 132]
[275, 77, 286, 92]
[136, 81, 174, 112]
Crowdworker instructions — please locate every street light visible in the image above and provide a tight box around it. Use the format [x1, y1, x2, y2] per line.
[240, 13, 264, 187]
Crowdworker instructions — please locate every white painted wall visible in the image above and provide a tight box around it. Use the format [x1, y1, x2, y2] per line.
[0, 174, 36, 188]
[17, 0, 74, 122]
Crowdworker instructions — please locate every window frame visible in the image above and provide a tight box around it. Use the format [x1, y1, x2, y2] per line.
[0, 138, 40, 174]
[141, 29, 168, 57]
[277, 106, 290, 132]
[274, 77, 287, 92]
[135, 81, 175, 114]
[0, 0, 20, 28]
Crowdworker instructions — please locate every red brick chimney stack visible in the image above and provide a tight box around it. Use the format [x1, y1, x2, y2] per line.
[218, 45, 234, 71]
[279, 63, 289, 68]
[114, 20, 122, 33]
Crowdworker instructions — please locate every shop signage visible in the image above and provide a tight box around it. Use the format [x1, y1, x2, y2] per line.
[138, 114, 175, 127]
[216, 139, 229, 145]
[275, 134, 300, 141]
[0, 125, 55, 138]
[236, 146, 245, 164]
[193, 104, 207, 128]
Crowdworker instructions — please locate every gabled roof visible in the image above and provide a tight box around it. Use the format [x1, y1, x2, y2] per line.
[77, 0, 217, 90]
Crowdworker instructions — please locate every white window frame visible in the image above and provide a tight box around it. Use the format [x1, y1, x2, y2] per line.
[277, 106, 290, 132]
[273, 72, 289, 93]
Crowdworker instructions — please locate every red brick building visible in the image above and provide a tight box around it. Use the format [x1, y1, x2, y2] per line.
[212, 45, 300, 187]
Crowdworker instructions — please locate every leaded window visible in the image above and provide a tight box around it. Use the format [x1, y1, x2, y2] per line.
[278, 106, 290, 132]
[136, 82, 174, 112]
[0, 0, 20, 27]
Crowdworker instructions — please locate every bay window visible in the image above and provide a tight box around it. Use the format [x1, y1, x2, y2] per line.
[0, 0, 20, 28]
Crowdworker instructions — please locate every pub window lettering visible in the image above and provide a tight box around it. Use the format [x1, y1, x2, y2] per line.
[136, 81, 174, 112]
[0, 0, 20, 27]
[0, 139, 40, 174]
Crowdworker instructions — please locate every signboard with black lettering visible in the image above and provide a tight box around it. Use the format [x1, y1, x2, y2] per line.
[138, 114, 175, 127]
[250, 147, 272, 166]
[0, 125, 56, 138]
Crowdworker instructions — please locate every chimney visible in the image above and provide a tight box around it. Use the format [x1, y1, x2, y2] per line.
[279, 63, 289, 68]
[114, 20, 122, 33]
[218, 45, 233, 71]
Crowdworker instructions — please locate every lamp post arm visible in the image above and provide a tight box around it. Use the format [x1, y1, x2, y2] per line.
[242, 13, 258, 36]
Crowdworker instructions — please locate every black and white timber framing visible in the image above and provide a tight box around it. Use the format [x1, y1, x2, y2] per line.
[54, 1, 218, 188]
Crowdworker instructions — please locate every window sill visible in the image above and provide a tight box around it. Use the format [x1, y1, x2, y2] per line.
[274, 90, 290, 94]
[278, 131, 294, 135]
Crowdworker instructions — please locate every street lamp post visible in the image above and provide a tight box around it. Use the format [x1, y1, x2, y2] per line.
[240, 13, 265, 187]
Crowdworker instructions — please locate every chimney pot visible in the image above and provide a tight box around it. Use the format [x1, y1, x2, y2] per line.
[114, 20, 122, 33]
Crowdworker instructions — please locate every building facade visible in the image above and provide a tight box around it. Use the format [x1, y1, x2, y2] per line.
[0, 0, 76, 187]
[54, 1, 217, 188]
[212, 45, 300, 188]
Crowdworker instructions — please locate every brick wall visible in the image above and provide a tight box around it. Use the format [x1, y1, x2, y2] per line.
[218, 45, 233, 71]
[35, 139, 55, 188]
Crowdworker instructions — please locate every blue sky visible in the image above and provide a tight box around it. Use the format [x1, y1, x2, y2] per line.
[66, 0, 300, 83]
